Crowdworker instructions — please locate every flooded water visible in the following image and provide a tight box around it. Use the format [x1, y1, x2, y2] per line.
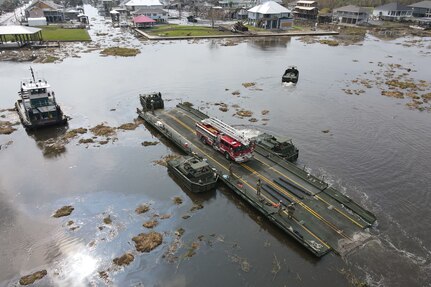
[1, 5, 431, 287]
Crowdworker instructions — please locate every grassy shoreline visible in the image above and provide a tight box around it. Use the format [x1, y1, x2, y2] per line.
[145, 24, 234, 37]
[40, 26, 91, 41]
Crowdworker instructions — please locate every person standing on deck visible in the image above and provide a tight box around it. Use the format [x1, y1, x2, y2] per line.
[287, 203, 296, 219]
[256, 178, 262, 198]
[277, 200, 283, 215]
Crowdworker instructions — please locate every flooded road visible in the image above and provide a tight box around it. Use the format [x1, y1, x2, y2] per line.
[1, 6, 431, 287]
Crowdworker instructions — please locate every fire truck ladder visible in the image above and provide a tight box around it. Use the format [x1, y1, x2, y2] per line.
[202, 117, 250, 145]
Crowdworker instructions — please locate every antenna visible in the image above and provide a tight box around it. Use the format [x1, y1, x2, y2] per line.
[30, 67, 35, 82]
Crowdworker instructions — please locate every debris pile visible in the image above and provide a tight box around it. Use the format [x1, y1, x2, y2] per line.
[53, 205, 74, 218]
[132, 231, 163, 252]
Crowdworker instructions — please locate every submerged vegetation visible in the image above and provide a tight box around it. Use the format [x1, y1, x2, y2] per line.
[100, 47, 140, 57]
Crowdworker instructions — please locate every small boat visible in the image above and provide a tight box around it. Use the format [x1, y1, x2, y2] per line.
[15, 67, 67, 130]
[167, 155, 218, 193]
[256, 133, 299, 162]
[139, 92, 164, 111]
[282, 66, 299, 83]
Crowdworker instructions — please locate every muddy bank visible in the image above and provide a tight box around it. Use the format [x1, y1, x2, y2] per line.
[113, 253, 134, 266]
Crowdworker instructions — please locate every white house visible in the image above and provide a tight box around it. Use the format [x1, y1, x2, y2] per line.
[125, 0, 163, 11]
[373, 2, 413, 21]
[131, 7, 168, 22]
[248, 1, 292, 29]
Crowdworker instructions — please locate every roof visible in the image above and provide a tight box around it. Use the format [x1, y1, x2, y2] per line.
[125, 0, 162, 7]
[26, 0, 62, 11]
[133, 15, 156, 23]
[248, 1, 291, 14]
[131, 7, 167, 14]
[297, 0, 317, 4]
[333, 5, 369, 13]
[375, 2, 412, 11]
[294, 6, 317, 10]
[0, 25, 42, 35]
[409, 1, 431, 9]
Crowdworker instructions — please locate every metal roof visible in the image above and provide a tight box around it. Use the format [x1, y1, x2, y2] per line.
[125, 0, 162, 7]
[409, 0, 431, 9]
[297, 0, 317, 4]
[333, 5, 369, 13]
[248, 1, 291, 14]
[133, 15, 156, 23]
[375, 2, 412, 11]
[0, 25, 42, 35]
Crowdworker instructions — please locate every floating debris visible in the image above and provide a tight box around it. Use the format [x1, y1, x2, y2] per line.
[135, 204, 150, 214]
[319, 39, 339, 46]
[242, 82, 256, 88]
[248, 118, 258, 123]
[103, 215, 112, 225]
[153, 154, 179, 167]
[190, 203, 203, 212]
[236, 110, 253, 117]
[182, 214, 191, 219]
[64, 128, 87, 139]
[0, 121, 17, 135]
[182, 102, 194, 107]
[100, 47, 140, 57]
[261, 110, 269, 115]
[78, 138, 94, 144]
[132, 231, 163, 252]
[175, 228, 185, 237]
[160, 214, 171, 219]
[231, 90, 240, 96]
[381, 90, 404, 99]
[19, 270, 47, 285]
[113, 253, 134, 266]
[173, 196, 183, 205]
[185, 241, 200, 258]
[229, 255, 251, 272]
[118, 119, 144, 131]
[53, 205, 74, 218]
[90, 124, 116, 137]
[143, 220, 158, 229]
[141, 141, 159, 146]
[321, 130, 330, 134]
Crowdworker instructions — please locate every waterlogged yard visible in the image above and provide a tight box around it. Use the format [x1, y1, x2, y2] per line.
[41, 26, 91, 41]
[145, 24, 234, 37]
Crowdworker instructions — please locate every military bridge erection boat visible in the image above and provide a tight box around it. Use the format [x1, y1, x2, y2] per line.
[138, 94, 376, 257]
[15, 67, 68, 130]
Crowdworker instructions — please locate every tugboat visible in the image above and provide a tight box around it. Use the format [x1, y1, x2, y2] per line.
[256, 133, 299, 162]
[139, 92, 164, 111]
[282, 66, 299, 83]
[167, 155, 218, 193]
[15, 67, 68, 130]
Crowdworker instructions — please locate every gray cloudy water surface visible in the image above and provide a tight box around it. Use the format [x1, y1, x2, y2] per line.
[1, 6, 431, 287]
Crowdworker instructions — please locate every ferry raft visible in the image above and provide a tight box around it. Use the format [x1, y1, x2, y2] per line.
[15, 68, 67, 130]
[138, 97, 376, 257]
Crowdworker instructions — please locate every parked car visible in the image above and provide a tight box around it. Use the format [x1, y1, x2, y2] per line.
[187, 16, 198, 23]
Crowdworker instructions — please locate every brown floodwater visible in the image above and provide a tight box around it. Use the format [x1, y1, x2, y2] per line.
[0, 5, 431, 287]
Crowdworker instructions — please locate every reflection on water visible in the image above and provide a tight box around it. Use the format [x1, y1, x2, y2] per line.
[248, 37, 292, 50]
[27, 125, 69, 158]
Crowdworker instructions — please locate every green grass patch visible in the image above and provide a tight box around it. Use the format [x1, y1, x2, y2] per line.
[100, 47, 140, 57]
[146, 24, 232, 37]
[40, 26, 91, 41]
[245, 25, 267, 32]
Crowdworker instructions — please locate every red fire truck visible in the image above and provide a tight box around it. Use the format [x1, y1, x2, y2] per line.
[196, 117, 254, 162]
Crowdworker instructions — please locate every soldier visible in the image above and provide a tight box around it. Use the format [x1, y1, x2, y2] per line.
[256, 178, 262, 198]
[150, 100, 155, 114]
[277, 200, 284, 215]
[287, 203, 296, 219]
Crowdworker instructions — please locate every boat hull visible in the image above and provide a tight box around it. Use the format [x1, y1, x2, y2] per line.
[167, 163, 218, 193]
[15, 100, 68, 130]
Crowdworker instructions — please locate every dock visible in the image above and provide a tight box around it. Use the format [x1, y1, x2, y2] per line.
[138, 103, 376, 257]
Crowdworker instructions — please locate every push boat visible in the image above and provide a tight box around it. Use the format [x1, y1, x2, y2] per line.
[282, 66, 299, 83]
[167, 155, 218, 193]
[15, 67, 67, 130]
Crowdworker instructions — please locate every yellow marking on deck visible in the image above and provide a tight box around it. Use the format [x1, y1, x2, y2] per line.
[255, 157, 365, 229]
[164, 113, 332, 249]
